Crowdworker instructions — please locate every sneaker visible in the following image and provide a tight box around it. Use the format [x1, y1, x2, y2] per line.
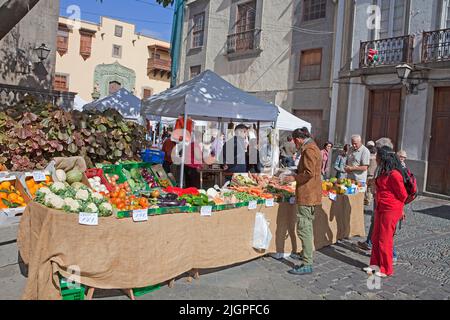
[375, 271, 388, 278]
[289, 253, 303, 260]
[288, 264, 313, 275]
[357, 241, 372, 251]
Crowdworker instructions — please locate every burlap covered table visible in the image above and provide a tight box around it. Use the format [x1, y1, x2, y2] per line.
[17, 193, 365, 300]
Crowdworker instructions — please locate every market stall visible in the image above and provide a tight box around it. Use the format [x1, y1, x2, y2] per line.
[141, 70, 280, 187]
[18, 193, 365, 300]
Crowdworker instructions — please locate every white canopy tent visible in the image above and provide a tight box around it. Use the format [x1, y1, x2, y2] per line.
[141, 70, 280, 187]
[274, 106, 312, 132]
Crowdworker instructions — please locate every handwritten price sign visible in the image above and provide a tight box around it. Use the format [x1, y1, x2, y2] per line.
[79, 212, 98, 226]
[201, 206, 212, 216]
[265, 199, 274, 207]
[32, 171, 47, 182]
[248, 201, 257, 210]
[132, 209, 148, 222]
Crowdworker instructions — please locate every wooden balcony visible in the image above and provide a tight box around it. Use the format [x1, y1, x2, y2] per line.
[147, 57, 171, 79]
[359, 35, 414, 68]
[422, 28, 450, 63]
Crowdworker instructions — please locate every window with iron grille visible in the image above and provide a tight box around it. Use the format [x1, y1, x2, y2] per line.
[299, 48, 322, 81]
[54, 74, 68, 92]
[112, 45, 122, 58]
[192, 12, 205, 48]
[303, 0, 326, 22]
[115, 25, 123, 37]
[378, 0, 406, 39]
[447, 1, 450, 28]
[190, 65, 201, 79]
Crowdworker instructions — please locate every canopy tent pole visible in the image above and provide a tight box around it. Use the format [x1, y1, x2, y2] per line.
[271, 120, 278, 176]
[179, 113, 188, 188]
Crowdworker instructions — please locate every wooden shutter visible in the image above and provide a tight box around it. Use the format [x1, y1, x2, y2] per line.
[299, 49, 322, 81]
[79, 30, 94, 60]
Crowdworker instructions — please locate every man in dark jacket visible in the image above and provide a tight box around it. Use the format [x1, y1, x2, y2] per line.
[284, 127, 322, 275]
[219, 124, 249, 179]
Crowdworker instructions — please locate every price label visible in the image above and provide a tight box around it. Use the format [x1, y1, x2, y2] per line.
[328, 192, 337, 201]
[289, 197, 296, 205]
[201, 206, 212, 216]
[32, 171, 47, 182]
[132, 209, 148, 222]
[248, 201, 257, 210]
[79, 212, 98, 226]
[265, 198, 274, 207]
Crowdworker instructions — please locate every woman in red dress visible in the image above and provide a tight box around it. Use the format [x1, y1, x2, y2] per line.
[364, 146, 408, 277]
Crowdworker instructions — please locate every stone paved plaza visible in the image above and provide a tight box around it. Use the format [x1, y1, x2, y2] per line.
[1, 196, 449, 300]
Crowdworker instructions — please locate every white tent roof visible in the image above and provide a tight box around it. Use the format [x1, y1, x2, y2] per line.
[275, 106, 312, 132]
[83, 88, 142, 120]
[141, 70, 279, 122]
[73, 95, 88, 111]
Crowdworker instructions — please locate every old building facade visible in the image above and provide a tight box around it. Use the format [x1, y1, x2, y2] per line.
[333, 0, 450, 197]
[55, 16, 171, 103]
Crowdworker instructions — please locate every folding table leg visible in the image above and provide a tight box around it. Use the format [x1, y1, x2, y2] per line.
[122, 289, 135, 300]
[168, 278, 175, 288]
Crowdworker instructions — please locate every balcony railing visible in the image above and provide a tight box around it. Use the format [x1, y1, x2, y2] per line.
[147, 57, 171, 72]
[359, 35, 414, 68]
[0, 83, 76, 110]
[227, 29, 261, 54]
[422, 28, 450, 63]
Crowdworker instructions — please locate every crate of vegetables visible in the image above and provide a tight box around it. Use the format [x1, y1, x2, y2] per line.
[0, 175, 31, 217]
[121, 163, 149, 193]
[85, 168, 113, 194]
[20, 171, 53, 199]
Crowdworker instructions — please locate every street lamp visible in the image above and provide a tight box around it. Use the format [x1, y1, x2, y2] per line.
[34, 43, 51, 61]
[396, 64, 419, 94]
[396, 64, 413, 84]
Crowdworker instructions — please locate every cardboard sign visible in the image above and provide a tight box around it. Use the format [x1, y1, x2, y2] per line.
[79, 212, 98, 226]
[248, 201, 257, 210]
[132, 209, 148, 222]
[265, 199, 274, 207]
[32, 171, 47, 182]
[200, 206, 212, 216]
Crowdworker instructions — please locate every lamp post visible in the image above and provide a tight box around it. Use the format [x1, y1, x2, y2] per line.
[34, 43, 51, 62]
[396, 64, 418, 94]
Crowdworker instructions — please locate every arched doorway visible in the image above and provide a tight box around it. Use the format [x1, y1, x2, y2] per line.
[109, 81, 122, 95]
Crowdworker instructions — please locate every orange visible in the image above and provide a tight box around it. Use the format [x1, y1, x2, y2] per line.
[8, 193, 18, 202]
[0, 192, 7, 200]
[0, 181, 11, 190]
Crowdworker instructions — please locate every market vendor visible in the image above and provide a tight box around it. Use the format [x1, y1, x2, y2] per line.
[219, 124, 249, 181]
[184, 130, 205, 188]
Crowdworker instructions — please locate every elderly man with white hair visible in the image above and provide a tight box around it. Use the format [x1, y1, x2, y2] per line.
[345, 135, 371, 184]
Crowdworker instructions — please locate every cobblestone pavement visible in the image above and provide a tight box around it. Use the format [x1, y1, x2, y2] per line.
[1, 196, 449, 300]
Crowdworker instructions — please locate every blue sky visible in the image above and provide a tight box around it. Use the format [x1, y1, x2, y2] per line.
[60, 0, 174, 41]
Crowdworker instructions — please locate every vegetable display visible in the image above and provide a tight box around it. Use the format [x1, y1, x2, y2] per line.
[88, 176, 110, 194]
[141, 168, 158, 188]
[25, 175, 52, 197]
[104, 174, 150, 211]
[0, 180, 26, 208]
[122, 168, 146, 193]
[34, 183, 113, 216]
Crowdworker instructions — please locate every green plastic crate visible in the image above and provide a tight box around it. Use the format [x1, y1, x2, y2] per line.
[60, 277, 85, 300]
[133, 284, 161, 297]
[102, 164, 128, 184]
[121, 163, 150, 193]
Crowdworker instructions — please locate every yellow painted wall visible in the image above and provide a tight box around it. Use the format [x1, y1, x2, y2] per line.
[56, 16, 170, 102]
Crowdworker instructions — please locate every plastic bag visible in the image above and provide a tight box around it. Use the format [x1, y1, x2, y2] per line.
[252, 212, 272, 250]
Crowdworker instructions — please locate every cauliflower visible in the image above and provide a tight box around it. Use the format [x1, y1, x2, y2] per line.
[50, 182, 66, 195]
[63, 198, 81, 213]
[84, 203, 98, 213]
[91, 192, 105, 205]
[44, 193, 64, 210]
[99, 202, 113, 217]
[75, 189, 90, 201]
[38, 187, 52, 195]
